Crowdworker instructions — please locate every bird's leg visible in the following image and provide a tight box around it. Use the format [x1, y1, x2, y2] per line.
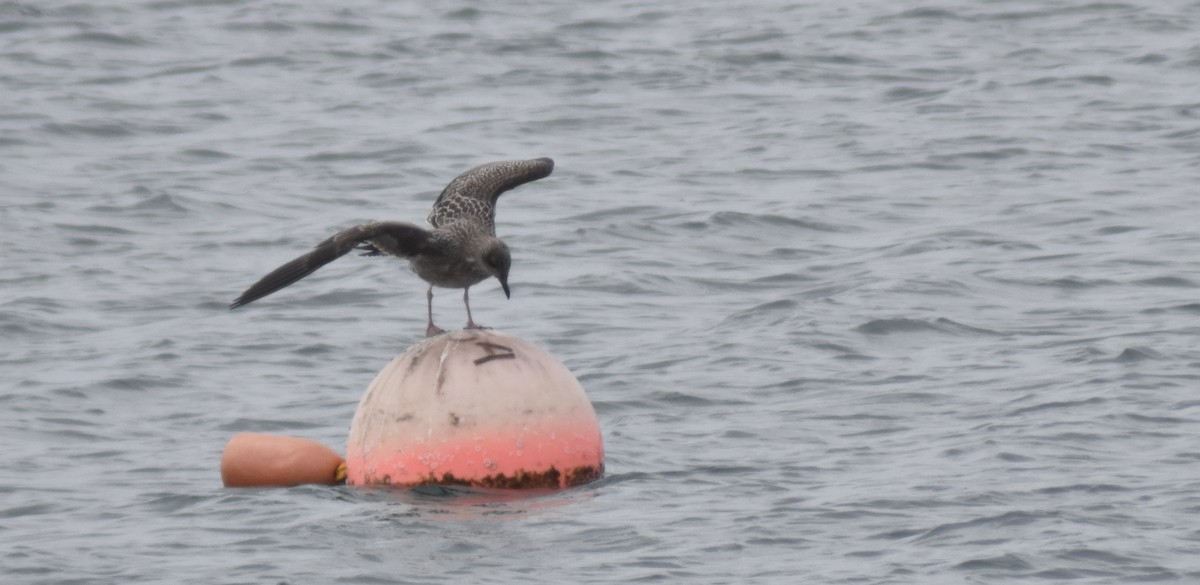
[425, 285, 444, 337]
[463, 287, 488, 330]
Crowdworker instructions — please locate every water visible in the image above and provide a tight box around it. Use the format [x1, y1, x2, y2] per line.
[3, 1, 1200, 582]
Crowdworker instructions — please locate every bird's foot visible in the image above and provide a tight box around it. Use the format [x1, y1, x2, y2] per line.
[464, 321, 492, 331]
[426, 323, 445, 337]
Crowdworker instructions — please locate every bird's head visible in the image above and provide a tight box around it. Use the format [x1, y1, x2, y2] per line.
[482, 241, 511, 299]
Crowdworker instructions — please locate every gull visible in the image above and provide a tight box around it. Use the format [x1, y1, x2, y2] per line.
[230, 158, 554, 336]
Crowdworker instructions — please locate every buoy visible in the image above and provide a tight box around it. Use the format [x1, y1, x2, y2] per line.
[345, 329, 604, 489]
[220, 432, 346, 488]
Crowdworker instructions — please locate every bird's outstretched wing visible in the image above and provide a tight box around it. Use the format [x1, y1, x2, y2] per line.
[428, 157, 554, 228]
[230, 221, 431, 309]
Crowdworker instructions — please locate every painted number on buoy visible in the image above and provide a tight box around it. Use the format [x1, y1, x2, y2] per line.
[473, 341, 516, 366]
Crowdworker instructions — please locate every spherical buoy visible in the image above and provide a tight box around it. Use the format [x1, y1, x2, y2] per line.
[220, 432, 346, 488]
[345, 329, 604, 489]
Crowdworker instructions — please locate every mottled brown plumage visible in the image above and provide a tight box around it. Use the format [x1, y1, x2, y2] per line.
[230, 158, 554, 336]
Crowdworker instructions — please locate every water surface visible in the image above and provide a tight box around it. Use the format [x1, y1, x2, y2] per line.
[3, 1, 1200, 583]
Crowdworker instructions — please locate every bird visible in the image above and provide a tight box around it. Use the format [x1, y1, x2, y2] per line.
[230, 157, 554, 336]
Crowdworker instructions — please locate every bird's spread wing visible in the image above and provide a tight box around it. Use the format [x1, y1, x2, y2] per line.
[427, 157, 554, 228]
[230, 221, 431, 309]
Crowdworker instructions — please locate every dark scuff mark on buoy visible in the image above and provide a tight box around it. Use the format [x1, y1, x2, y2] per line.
[473, 340, 516, 366]
[405, 341, 433, 374]
[474, 353, 515, 365]
[449, 412, 460, 426]
[476, 341, 513, 353]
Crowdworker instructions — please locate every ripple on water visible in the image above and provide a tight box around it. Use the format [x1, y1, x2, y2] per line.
[855, 317, 1001, 337]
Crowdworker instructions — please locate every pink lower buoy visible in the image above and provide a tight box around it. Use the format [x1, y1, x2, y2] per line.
[345, 329, 604, 489]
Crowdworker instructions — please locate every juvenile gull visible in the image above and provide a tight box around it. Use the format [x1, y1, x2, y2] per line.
[230, 157, 554, 336]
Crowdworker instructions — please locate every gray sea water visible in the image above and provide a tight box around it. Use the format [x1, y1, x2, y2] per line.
[3, 1, 1200, 583]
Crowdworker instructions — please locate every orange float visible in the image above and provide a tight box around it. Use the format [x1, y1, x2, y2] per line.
[220, 432, 345, 487]
[345, 329, 604, 489]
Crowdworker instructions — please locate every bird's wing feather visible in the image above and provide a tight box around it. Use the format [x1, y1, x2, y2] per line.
[230, 221, 430, 309]
[428, 158, 554, 228]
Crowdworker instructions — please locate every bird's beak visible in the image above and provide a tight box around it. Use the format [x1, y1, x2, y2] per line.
[499, 275, 511, 299]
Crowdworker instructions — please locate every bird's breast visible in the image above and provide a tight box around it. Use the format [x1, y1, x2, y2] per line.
[408, 253, 490, 289]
